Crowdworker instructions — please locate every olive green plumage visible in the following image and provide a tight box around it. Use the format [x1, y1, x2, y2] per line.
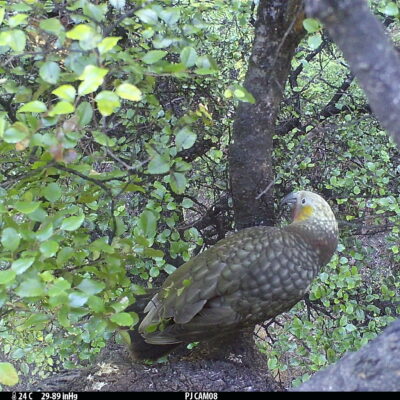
[128, 191, 338, 360]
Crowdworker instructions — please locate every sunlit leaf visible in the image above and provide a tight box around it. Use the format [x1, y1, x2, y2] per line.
[98, 36, 121, 54]
[78, 65, 108, 95]
[52, 85, 76, 103]
[48, 101, 75, 116]
[0, 363, 19, 386]
[60, 215, 85, 231]
[18, 101, 47, 113]
[95, 90, 120, 116]
[116, 83, 142, 101]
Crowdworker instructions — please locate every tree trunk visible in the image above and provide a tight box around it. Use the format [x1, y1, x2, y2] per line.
[294, 318, 400, 391]
[229, 0, 305, 229]
[305, 0, 400, 148]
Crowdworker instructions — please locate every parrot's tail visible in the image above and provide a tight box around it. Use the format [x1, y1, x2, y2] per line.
[128, 328, 181, 361]
[125, 292, 181, 361]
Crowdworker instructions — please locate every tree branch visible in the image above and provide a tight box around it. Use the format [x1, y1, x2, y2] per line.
[305, 0, 400, 148]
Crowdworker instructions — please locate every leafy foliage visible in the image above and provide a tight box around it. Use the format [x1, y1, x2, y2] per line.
[0, 0, 252, 387]
[0, 0, 399, 390]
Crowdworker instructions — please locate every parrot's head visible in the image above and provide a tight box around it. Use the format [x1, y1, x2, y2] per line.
[281, 190, 337, 228]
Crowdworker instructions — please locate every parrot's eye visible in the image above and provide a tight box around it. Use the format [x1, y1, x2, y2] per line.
[301, 198, 306, 204]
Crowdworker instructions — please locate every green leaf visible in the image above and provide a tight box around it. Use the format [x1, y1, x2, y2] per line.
[78, 65, 108, 96]
[92, 131, 116, 146]
[87, 295, 105, 312]
[18, 101, 47, 113]
[170, 172, 187, 194]
[136, 8, 158, 24]
[143, 248, 164, 258]
[16, 278, 45, 297]
[66, 24, 94, 40]
[0, 8, 5, 25]
[164, 264, 176, 274]
[14, 201, 41, 214]
[11, 29, 26, 51]
[39, 240, 59, 258]
[110, 312, 134, 326]
[1, 227, 20, 251]
[26, 207, 48, 223]
[60, 215, 85, 231]
[9, 14, 28, 28]
[95, 90, 121, 116]
[56, 247, 74, 266]
[68, 291, 89, 307]
[181, 198, 194, 208]
[159, 7, 180, 25]
[0, 116, 6, 137]
[116, 83, 142, 101]
[0, 30, 11, 46]
[76, 101, 93, 127]
[308, 34, 322, 50]
[90, 238, 115, 254]
[303, 18, 321, 33]
[39, 61, 60, 84]
[267, 356, 278, 370]
[138, 210, 157, 238]
[174, 159, 191, 172]
[20, 313, 50, 329]
[97, 36, 121, 54]
[48, 101, 75, 116]
[4, 122, 29, 143]
[175, 127, 197, 150]
[40, 18, 64, 35]
[180, 46, 197, 68]
[0, 269, 16, 285]
[147, 154, 170, 174]
[110, 0, 126, 10]
[0, 362, 19, 386]
[43, 182, 62, 202]
[142, 50, 167, 64]
[52, 85, 76, 103]
[48, 278, 71, 297]
[232, 85, 256, 103]
[224, 88, 233, 98]
[77, 278, 105, 295]
[72, 26, 102, 50]
[11, 257, 35, 274]
[83, 2, 107, 22]
[384, 2, 399, 16]
[196, 55, 217, 70]
[194, 68, 218, 76]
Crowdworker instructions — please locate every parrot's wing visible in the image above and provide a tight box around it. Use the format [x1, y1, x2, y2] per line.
[139, 227, 281, 341]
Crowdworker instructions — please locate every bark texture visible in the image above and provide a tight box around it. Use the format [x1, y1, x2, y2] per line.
[229, 0, 305, 229]
[305, 0, 400, 148]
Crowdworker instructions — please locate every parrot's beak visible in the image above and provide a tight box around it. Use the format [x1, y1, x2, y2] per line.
[280, 192, 298, 207]
[281, 192, 299, 220]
